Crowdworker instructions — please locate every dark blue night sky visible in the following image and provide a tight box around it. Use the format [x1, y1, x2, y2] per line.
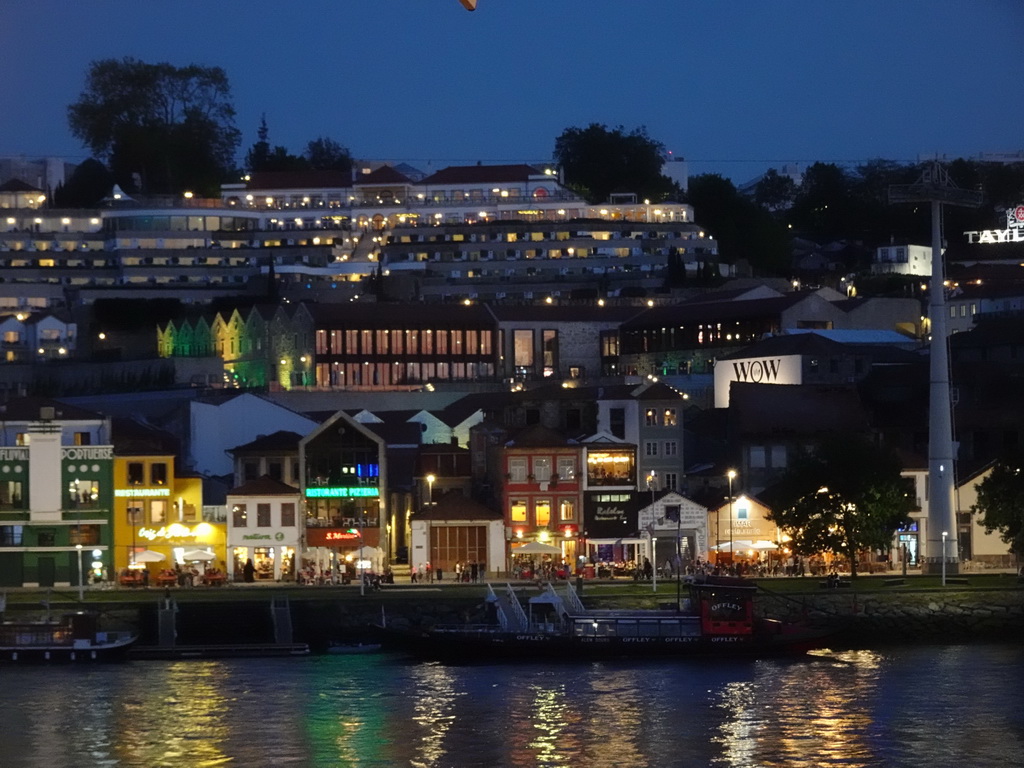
[2, 0, 1020, 184]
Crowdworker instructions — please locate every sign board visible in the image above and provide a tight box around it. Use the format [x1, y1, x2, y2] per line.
[714, 354, 802, 408]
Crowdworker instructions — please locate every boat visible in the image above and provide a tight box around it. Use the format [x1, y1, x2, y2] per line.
[326, 641, 382, 655]
[0, 611, 137, 663]
[377, 575, 832, 661]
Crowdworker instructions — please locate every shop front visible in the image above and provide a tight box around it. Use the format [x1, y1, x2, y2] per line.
[581, 491, 641, 577]
[230, 536, 297, 582]
[637, 492, 709, 575]
[304, 526, 378, 583]
[127, 521, 227, 584]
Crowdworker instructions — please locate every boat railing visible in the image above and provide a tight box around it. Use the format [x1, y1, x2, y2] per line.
[560, 580, 586, 615]
[500, 584, 530, 631]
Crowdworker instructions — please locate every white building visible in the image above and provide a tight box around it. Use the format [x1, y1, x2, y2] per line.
[872, 243, 932, 276]
[225, 475, 302, 581]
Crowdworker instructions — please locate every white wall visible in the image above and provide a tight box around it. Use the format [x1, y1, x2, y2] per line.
[190, 394, 319, 476]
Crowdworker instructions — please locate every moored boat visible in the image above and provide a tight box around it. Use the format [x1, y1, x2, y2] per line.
[0, 611, 137, 663]
[378, 575, 831, 661]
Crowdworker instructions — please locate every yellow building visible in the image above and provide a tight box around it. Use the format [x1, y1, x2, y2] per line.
[708, 493, 783, 564]
[112, 452, 226, 578]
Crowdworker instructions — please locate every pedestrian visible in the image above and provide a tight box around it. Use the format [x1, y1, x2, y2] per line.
[243, 558, 256, 583]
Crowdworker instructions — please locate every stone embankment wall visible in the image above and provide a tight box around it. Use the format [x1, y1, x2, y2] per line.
[754, 588, 1024, 645]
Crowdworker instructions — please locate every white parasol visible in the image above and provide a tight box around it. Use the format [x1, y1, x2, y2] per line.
[511, 541, 562, 555]
[182, 549, 216, 561]
[132, 549, 166, 563]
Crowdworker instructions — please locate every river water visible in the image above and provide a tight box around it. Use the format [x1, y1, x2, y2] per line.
[3, 644, 1022, 768]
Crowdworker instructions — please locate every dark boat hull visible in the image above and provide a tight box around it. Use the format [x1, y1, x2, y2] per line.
[377, 625, 831, 662]
[0, 636, 137, 663]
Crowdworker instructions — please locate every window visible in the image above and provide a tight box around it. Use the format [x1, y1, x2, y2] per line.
[257, 503, 271, 527]
[542, 329, 557, 371]
[69, 480, 100, 508]
[0, 480, 24, 508]
[243, 461, 259, 483]
[70, 525, 100, 546]
[644, 441, 659, 457]
[645, 409, 658, 427]
[127, 463, 144, 485]
[0, 526, 24, 546]
[513, 329, 534, 367]
[150, 500, 167, 525]
[508, 458, 528, 483]
[510, 500, 527, 523]
[556, 456, 576, 481]
[664, 472, 678, 491]
[750, 446, 766, 468]
[73, 432, 91, 446]
[127, 503, 143, 526]
[770, 445, 787, 468]
[559, 499, 575, 522]
[268, 461, 283, 481]
[37, 529, 56, 547]
[150, 463, 168, 486]
[663, 408, 677, 426]
[610, 408, 626, 439]
[535, 500, 551, 527]
[281, 503, 296, 527]
[233, 504, 247, 527]
[532, 457, 552, 481]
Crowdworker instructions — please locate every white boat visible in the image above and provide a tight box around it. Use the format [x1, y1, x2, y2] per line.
[0, 611, 137, 663]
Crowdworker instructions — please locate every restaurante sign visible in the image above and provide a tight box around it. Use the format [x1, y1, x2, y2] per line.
[139, 523, 198, 541]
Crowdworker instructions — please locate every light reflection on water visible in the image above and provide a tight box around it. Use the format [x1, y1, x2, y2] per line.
[1, 645, 1022, 767]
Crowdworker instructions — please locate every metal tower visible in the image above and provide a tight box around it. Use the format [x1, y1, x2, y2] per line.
[890, 162, 982, 574]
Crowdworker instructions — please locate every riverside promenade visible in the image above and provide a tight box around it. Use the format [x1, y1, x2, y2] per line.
[3, 572, 1022, 651]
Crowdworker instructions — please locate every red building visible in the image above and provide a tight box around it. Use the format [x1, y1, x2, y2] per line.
[500, 425, 583, 568]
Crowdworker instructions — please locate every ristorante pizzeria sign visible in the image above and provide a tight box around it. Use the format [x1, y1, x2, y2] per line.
[964, 204, 1024, 244]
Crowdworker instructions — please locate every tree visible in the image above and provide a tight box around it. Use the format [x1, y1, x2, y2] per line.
[766, 436, 915, 576]
[972, 457, 1024, 561]
[51, 158, 114, 207]
[687, 174, 791, 277]
[787, 161, 854, 241]
[244, 114, 272, 173]
[754, 168, 796, 212]
[67, 58, 240, 196]
[553, 124, 675, 204]
[305, 137, 353, 173]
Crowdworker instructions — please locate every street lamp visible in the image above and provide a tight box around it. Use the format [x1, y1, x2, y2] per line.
[426, 474, 436, 505]
[727, 470, 737, 571]
[76, 544, 84, 601]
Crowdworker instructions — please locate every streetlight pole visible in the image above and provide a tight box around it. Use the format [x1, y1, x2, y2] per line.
[941, 531, 948, 586]
[647, 472, 657, 593]
[76, 544, 84, 601]
[727, 470, 737, 572]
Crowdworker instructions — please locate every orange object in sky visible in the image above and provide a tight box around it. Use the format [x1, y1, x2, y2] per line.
[459, 0, 477, 10]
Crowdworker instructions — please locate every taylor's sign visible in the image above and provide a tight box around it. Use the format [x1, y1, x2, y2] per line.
[964, 204, 1024, 244]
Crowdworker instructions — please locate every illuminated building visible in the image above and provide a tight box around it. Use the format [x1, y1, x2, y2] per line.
[0, 397, 114, 588]
[111, 417, 219, 573]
